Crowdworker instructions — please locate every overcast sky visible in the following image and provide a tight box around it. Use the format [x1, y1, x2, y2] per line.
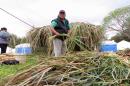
[0, 0, 130, 37]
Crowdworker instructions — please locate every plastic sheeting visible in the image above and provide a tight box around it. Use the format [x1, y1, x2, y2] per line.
[117, 40, 130, 50]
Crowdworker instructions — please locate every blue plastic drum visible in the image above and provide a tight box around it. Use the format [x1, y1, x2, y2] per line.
[15, 43, 32, 55]
[100, 41, 117, 52]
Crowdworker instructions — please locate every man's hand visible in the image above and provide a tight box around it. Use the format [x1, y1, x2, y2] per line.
[68, 30, 70, 33]
[68, 30, 71, 35]
[51, 28, 60, 35]
[55, 32, 60, 36]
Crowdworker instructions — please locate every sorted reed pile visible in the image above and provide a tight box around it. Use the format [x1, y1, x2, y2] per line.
[6, 51, 130, 86]
[27, 22, 103, 53]
[116, 48, 130, 56]
[0, 54, 15, 62]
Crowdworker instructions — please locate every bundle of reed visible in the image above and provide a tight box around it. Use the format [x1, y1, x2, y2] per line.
[27, 26, 52, 54]
[67, 22, 103, 51]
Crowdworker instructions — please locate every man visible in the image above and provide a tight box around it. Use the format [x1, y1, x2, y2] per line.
[51, 10, 70, 57]
[0, 27, 10, 54]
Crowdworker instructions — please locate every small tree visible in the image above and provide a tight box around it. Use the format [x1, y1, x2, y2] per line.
[103, 5, 130, 39]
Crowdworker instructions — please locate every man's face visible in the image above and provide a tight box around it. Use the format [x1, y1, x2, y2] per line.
[59, 12, 66, 19]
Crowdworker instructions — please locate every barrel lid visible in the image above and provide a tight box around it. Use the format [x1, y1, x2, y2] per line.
[15, 43, 31, 48]
[102, 40, 117, 45]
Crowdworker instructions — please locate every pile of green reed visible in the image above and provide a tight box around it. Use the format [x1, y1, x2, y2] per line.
[6, 51, 130, 86]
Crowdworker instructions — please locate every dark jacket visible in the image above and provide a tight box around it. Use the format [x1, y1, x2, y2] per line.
[51, 17, 70, 40]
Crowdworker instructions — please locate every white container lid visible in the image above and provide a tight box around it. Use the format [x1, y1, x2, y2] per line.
[102, 40, 117, 45]
[15, 43, 31, 48]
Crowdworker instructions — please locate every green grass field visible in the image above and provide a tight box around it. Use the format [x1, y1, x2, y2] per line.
[0, 54, 41, 86]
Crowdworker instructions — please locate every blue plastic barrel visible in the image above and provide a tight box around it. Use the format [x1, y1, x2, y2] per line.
[15, 43, 32, 55]
[100, 41, 117, 52]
